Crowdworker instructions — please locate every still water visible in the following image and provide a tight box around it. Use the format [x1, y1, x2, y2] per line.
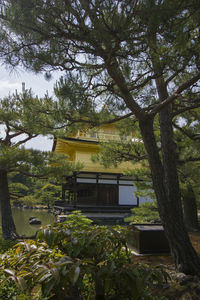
[0, 208, 56, 237]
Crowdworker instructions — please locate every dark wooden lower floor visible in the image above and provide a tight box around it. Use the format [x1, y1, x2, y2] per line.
[52, 203, 133, 225]
[53, 202, 134, 213]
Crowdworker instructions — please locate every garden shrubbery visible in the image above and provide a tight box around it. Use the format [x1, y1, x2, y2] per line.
[125, 202, 161, 224]
[0, 211, 168, 299]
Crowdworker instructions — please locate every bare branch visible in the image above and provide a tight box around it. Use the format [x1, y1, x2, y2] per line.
[14, 134, 38, 147]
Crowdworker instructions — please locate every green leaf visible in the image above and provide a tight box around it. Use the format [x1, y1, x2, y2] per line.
[43, 229, 55, 247]
[16, 276, 27, 291]
[38, 273, 52, 283]
[4, 269, 16, 276]
[73, 266, 80, 285]
[50, 267, 59, 281]
[42, 277, 56, 297]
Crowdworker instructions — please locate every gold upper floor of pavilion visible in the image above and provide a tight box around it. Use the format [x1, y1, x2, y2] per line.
[73, 125, 133, 142]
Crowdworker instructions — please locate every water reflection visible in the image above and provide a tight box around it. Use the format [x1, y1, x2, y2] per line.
[0, 208, 55, 237]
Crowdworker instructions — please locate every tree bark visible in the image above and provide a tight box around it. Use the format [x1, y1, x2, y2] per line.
[183, 185, 199, 232]
[95, 276, 105, 300]
[0, 169, 18, 240]
[139, 116, 200, 275]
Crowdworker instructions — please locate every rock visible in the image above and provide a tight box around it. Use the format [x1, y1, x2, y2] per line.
[57, 215, 68, 222]
[29, 218, 41, 225]
[23, 205, 30, 209]
[12, 202, 23, 208]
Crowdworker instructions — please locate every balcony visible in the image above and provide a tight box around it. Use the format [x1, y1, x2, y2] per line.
[76, 131, 132, 142]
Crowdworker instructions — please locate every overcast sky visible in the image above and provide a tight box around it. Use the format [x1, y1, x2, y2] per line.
[0, 64, 63, 151]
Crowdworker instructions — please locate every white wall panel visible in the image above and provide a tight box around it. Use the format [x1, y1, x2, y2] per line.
[119, 185, 138, 205]
[98, 179, 117, 184]
[119, 180, 133, 185]
[77, 178, 96, 183]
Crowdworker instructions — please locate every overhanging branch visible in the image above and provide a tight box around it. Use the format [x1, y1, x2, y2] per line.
[173, 122, 200, 141]
[151, 72, 200, 115]
[172, 102, 200, 117]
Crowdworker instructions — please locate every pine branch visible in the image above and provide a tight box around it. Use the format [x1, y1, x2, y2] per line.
[173, 122, 200, 141]
[9, 192, 25, 198]
[17, 170, 48, 179]
[33, 112, 134, 130]
[151, 72, 200, 115]
[178, 157, 200, 165]
[105, 57, 145, 118]
[14, 134, 38, 147]
[129, 71, 159, 91]
[172, 102, 200, 117]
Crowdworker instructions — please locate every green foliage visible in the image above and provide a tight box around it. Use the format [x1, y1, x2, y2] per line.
[0, 235, 19, 299]
[9, 182, 29, 201]
[0, 234, 16, 254]
[57, 210, 93, 228]
[0, 90, 82, 179]
[0, 212, 168, 299]
[125, 202, 161, 224]
[19, 195, 39, 206]
[0, 271, 20, 300]
[9, 174, 63, 207]
[34, 182, 61, 207]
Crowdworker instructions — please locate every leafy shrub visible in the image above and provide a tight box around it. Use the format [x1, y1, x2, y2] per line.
[19, 195, 39, 206]
[59, 210, 93, 228]
[0, 235, 19, 299]
[35, 183, 61, 207]
[0, 211, 168, 299]
[0, 271, 21, 300]
[125, 202, 161, 224]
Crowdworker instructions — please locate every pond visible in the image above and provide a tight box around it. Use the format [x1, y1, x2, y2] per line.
[0, 208, 56, 237]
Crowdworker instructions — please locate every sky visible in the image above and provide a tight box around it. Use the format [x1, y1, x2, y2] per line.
[0, 64, 63, 151]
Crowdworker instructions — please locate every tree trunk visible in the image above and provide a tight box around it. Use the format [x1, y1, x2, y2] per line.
[183, 185, 199, 232]
[95, 275, 105, 300]
[139, 116, 200, 275]
[0, 169, 18, 240]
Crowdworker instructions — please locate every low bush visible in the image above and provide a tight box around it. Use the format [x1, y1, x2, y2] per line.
[0, 211, 168, 299]
[125, 202, 161, 224]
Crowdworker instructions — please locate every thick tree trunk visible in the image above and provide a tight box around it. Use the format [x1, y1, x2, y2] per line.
[139, 116, 200, 275]
[0, 169, 18, 240]
[183, 185, 199, 231]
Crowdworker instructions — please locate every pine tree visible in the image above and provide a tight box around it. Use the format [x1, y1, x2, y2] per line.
[0, 90, 80, 239]
[1, 0, 200, 274]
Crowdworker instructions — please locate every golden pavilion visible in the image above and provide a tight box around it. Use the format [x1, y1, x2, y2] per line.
[53, 123, 145, 214]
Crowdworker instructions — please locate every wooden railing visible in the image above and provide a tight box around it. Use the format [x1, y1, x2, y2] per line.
[76, 132, 132, 142]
